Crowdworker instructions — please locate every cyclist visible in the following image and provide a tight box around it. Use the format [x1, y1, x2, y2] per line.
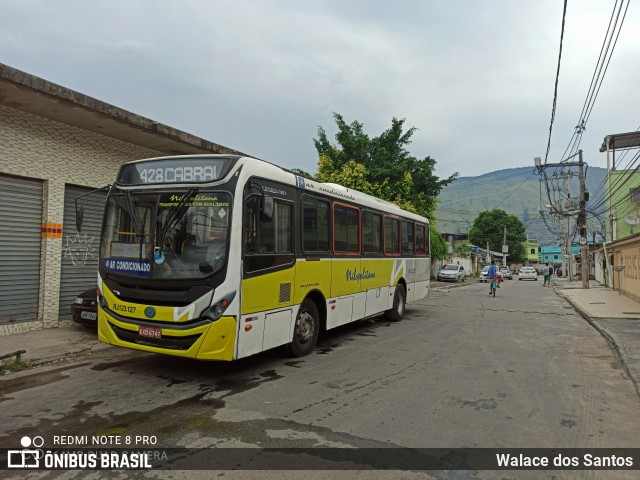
[487, 260, 498, 295]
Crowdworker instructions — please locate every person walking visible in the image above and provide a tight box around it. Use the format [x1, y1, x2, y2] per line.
[543, 263, 553, 287]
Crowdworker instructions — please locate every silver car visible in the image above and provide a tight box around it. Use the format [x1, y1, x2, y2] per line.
[499, 266, 513, 280]
[437, 264, 465, 282]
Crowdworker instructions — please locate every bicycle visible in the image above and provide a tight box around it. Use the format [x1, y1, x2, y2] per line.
[490, 279, 497, 297]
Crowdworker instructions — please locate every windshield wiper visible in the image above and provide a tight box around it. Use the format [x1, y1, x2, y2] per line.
[124, 190, 139, 235]
[159, 188, 197, 247]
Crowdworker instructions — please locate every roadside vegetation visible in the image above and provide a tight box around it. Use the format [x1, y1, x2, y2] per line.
[0, 357, 30, 375]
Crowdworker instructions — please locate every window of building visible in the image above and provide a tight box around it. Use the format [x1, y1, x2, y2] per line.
[333, 203, 360, 254]
[530, 248, 536, 255]
[384, 216, 400, 256]
[553, 254, 559, 260]
[362, 210, 382, 254]
[302, 197, 330, 253]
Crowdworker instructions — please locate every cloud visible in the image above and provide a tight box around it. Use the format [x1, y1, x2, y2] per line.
[0, 0, 637, 179]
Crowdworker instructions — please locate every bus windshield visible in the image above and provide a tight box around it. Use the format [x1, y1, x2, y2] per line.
[100, 188, 231, 280]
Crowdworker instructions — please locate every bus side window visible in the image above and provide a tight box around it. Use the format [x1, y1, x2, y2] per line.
[384, 216, 400, 256]
[259, 202, 292, 253]
[402, 220, 414, 255]
[243, 195, 293, 254]
[303, 197, 330, 253]
[362, 210, 382, 254]
[415, 224, 426, 255]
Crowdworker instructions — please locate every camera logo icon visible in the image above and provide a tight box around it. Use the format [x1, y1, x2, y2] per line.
[7, 436, 44, 468]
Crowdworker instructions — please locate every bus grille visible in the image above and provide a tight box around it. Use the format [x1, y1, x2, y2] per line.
[110, 323, 201, 351]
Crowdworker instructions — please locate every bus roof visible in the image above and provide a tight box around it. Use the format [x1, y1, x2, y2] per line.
[122, 154, 429, 224]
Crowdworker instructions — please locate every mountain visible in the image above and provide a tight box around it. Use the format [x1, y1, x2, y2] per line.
[435, 166, 608, 246]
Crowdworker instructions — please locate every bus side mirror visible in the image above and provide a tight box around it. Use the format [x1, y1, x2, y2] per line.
[260, 196, 274, 221]
[75, 206, 85, 232]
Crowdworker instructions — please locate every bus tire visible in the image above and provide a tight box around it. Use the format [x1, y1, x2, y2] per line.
[386, 284, 405, 322]
[289, 299, 320, 357]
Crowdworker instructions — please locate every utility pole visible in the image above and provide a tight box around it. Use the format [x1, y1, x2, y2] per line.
[502, 224, 508, 267]
[534, 152, 590, 289]
[578, 150, 589, 289]
[563, 170, 571, 282]
[560, 233, 566, 280]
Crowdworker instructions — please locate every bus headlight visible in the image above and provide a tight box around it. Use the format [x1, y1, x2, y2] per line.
[202, 292, 236, 321]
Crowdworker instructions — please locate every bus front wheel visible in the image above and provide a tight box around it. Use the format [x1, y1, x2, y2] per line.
[386, 285, 405, 322]
[289, 299, 320, 357]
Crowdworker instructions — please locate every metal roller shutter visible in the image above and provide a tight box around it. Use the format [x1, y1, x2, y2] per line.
[0, 175, 43, 324]
[58, 185, 107, 320]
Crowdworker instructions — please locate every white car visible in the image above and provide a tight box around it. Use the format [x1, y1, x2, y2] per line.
[479, 266, 490, 282]
[518, 266, 538, 281]
[437, 264, 465, 282]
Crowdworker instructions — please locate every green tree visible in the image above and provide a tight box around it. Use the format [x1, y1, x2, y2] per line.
[313, 113, 458, 259]
[430, 225, 449, 261]
[469, 209, 527, 262]
[453, 242, 473, 259]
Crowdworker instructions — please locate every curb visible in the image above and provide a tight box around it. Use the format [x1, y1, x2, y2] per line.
[555, 288, 640, 399]
[29, 342, 112, 367]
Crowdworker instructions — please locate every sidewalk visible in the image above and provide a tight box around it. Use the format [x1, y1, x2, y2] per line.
[0, 323, 113, 370]
[553, 277, 640, 397]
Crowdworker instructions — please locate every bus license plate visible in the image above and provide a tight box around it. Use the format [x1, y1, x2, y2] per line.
[139, 326, 161, 339]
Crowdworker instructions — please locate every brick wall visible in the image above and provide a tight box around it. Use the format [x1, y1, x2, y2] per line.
[0, 105, 165, 335]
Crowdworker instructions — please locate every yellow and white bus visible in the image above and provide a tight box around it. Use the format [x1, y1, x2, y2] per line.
[91, 154, 431, 360]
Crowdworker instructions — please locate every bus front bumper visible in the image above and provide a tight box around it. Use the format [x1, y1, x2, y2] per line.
[98, 309, 237, 361]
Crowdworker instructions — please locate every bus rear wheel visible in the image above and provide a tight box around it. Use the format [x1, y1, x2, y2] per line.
[289, 299, 320, 357]
[386, 285, 405, 322]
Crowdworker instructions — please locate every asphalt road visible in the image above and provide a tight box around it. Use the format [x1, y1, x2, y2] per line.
[2, 279, 640, 479]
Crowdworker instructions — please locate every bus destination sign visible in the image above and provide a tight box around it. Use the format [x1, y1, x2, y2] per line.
[117, 157, 234, 186]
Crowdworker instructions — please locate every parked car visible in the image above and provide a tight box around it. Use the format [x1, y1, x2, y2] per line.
[518, 266, 538, 281]
[437, 264, 466, 282]
[499, 266, 513, 280]
[479, 266, 490, 282]
[71, 288, 99, 327]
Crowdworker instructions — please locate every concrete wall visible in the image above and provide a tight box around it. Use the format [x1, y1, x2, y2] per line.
[0, 105, 164, 334]
[613, 238, 640, 303]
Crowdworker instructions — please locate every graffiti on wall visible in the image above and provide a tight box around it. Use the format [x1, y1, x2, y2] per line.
[62, 233, 97, 266]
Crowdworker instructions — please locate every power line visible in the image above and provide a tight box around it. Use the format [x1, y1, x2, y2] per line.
[544, 0, 568, 165]
[558, 0, 630, 159]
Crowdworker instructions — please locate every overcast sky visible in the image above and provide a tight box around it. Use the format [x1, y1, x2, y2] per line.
[1, 0, 638, 181]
